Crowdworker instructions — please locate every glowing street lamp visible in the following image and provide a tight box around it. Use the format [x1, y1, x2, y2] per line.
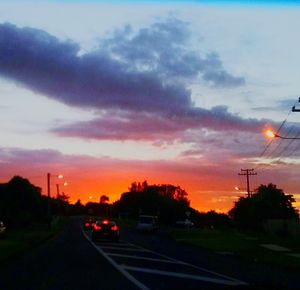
[265, 130, 300, 140]
[266, 130, 276, 138]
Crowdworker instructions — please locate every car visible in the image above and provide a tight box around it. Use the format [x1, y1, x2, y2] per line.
[0, 221, 6, 237]
[175, 219, 194, 228]
[136, 215, 158, 232]
[92, 219, 119, 242]
[83, 217, 96, 231]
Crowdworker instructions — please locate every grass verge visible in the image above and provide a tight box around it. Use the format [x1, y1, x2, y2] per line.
[0, 217, 66, 264]
[169, 228, 300, 271]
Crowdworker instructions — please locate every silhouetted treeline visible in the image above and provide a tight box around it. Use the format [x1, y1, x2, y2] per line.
[2, 176, 296, 233]
[113, 181, 191, 224]
[0, 176, 69, 228]
[229, 183, 299, 230]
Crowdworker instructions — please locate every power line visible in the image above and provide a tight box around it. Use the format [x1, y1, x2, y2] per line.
[256, 99, 299, 173]
[257, 100, 297, 162]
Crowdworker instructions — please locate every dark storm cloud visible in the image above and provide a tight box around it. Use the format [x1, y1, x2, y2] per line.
[0, 20, 262, 143]
[0, 22, 192, 114]
[0, 20, 244, 115]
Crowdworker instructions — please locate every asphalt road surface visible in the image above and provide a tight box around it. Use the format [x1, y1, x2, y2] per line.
[0, 217, 299, 290]
[0, 217, 139, 290]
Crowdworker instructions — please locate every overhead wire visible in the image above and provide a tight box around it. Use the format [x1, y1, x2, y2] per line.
[255, 99, 298, 172]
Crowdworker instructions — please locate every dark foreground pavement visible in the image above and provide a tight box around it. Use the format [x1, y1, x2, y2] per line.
[1, 218, 299, 290]
[121, 226, 300, 290]
[0, 217, 139, 290]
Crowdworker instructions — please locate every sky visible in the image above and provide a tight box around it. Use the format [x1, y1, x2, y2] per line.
[1, 0, 300, 212]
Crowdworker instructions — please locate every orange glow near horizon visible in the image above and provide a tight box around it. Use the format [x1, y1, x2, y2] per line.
[2, 157, 300, 214]
[54, 173, 240, 213]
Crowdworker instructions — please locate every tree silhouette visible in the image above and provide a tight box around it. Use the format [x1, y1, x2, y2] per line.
[0, 176, 45, 226]
[99, 194, 109, 204]
[116, 181, 190, 223]
[229, 183, 299, 229]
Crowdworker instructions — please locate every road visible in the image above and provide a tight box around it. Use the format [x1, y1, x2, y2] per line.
[0, 217, 299, 290]
[0, 217, 138, 290]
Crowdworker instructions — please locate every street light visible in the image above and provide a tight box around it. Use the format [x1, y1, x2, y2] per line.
[56, 181, 68, 197]
[47, 173, 63, 228]
[266, 130, 300, 140]
[47, 173, 63, 199]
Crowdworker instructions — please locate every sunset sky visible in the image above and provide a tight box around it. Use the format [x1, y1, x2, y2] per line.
[1, 0, 300, 212]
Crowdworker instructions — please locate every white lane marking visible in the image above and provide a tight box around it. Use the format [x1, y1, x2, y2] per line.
[122, 266, 248, 286]
[107, 253, 185, 264]
[82, 230, 150, 290]
[95, 242, 134, 247]
[84, 230, 247, 286]
[123, 240, 247, 284]
[99, 246, 151, 252]
[123, 241, 187, 264]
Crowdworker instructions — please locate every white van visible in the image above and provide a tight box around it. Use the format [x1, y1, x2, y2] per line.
[136, 215, 158, 232]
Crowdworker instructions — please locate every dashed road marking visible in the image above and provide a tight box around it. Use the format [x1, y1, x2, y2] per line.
[107, 253, 186, 264]
[83, 230, 150, 290]
[82, 229, 248, 289]
[122, 266, 247, 286]
[98, 246, 151, 252]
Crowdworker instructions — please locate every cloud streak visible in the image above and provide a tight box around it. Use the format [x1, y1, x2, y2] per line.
[0, 19, 269, 143]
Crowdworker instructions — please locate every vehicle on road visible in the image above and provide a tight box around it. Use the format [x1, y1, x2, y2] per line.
[175, 219, 194, 228]
[83, 217, 96, 231]
[136, 215, 158, 232]
[92, 219, 119, 242]
[0, 220, 6, 237]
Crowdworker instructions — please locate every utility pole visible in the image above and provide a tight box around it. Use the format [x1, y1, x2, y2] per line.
[238, 169, 257, 198]
[292, 97, 300, 112]
[47, 172, 51, 229]
[56, 183, 60, 197]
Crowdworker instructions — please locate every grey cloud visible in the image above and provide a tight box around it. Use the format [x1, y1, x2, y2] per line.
[252, 98, 298, 112]
[0, 22, 192, 114]
[53, 106, 273, 143]
[102, 19, 245, 87]
[0, 20, 244, 115]
[0, 20, 255, 143]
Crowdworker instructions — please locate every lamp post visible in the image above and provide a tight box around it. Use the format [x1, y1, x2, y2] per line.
[266, 130, 300, 140]
[56, 181, 68, 198]
[47, 173, 63, 228]
[47, 173, 63, 198]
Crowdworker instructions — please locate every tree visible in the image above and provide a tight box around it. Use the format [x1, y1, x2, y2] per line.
[57, 192, 69, 203]
[0, 176, 45, 227]
[116, 181, 190, 224]
[229, 183, 299, 230]
[70, 199, 85, 215]
[99, 194, 109, 204]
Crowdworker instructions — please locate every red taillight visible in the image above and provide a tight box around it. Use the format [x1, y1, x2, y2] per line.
[85, 223, 89, 227]
[94, 225, 101, 230]
[111, 225, 118, 231]
[102, 220, 109, 225]
[92, 223, 95, 227]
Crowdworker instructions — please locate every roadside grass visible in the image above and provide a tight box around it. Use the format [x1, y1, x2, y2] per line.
[0, 217, 66, 264]
[169, 228, 300, 271]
